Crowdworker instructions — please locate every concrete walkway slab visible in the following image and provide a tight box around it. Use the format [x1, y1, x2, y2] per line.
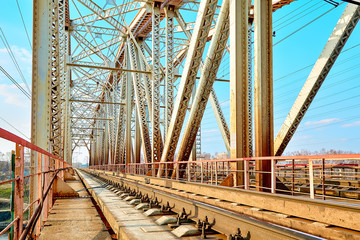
[39, 175, 112, 240]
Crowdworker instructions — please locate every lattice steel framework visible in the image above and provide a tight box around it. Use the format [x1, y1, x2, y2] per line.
[33, 0, 358, 191]
[151, 2, 163, 163]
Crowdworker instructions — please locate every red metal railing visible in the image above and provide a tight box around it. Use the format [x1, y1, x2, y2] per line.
[0, 128, 72, 240]
[89, 154, 360, 203]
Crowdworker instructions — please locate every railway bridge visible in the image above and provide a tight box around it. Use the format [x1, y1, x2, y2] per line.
[0, 0, 360, 239]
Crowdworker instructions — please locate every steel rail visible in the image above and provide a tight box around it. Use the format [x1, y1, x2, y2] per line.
[88, 168, 360, 233]
[83, 169, 323, 240]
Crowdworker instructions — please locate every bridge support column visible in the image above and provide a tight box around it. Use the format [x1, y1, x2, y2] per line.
[31, 0, 52, 225]
[126, 50, 133, 164]
[229, 0, 249, 187]
[135, 112, 141, 163]
[254, 0, 273, 191]
[164, 6, 175, 140]
[152, 2, 163, 163]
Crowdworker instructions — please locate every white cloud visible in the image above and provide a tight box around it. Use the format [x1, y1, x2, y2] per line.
[341, 121, 360, 128]
[0, 45, 31, 64]
[202, 129, 218, 134]
[305, 118, 341, 126]
[0, 45, 32, 86]
[0, 83, 29, 107]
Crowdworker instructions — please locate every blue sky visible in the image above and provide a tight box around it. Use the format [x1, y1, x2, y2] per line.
[0, 0, 359, 163]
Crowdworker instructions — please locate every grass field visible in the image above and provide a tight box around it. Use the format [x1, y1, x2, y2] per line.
[0, 184, 11, 199]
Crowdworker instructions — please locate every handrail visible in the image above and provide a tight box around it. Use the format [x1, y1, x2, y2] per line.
[0, 217, 19, 237]
[89, 154, 360, 203]
[0, 127, 72, 240]
[0, 128, 64, 161]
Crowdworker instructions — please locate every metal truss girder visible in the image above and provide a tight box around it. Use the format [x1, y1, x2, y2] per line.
[128, 41, 152, 163]
[50, 0, 64, 158]
[180, 2, 222, 12]
[71, 1, 143, 26]
[173, 10, 231, 153]
[72, 25, 122, 36]
[62, 30, 72, 164]
[105, 91, 115, 164]
[274, 4, 360, 156]
[164, 7, 175, 140]
[68, 63, 151, 74]
[176, 0, 229, 164]
[75, 0, 126, 34]
[138, 43, 153, 114]
[247, 24, 253, 158]
[152, 2, 163, 163]
[71, 31, 121, 62]
[272, 0, 297, 12]
[160, 0, 219, 165]
[209, 88, 230, 151]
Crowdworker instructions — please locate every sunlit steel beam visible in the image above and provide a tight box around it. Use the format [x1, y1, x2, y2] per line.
[274, 4, 360, 156]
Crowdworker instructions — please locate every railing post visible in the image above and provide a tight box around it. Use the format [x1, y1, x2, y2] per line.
[35, 153, 42, 237]
[60, 161, 64, 180]
[187, 162, 190, 182]
[244, 160, 249, 190]
[43, 156, 49, 222]
[176, 163, 179, 180]
[215, 162, 218, 185]
[309, 159, 315, 199]
[292, 159, 295, 196]
[14, 144, 24, 239]
[271, 159, 276, 194]
[210, 162, 213, 184]
[201, 162, 204, 184]
[49, 157, 54, 211]
[165, 163, 168, 178]
[322, 158, 325, 200]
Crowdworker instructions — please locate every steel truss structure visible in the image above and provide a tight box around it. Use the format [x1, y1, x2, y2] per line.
[31, 0, 360, 188]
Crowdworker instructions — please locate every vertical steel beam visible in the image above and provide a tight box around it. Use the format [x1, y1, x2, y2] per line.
[103, 108, 109, 165]
[50, 0, 63, 158]
[164, 6, 175, 140]
[175, 0, 230, 167]
[126, 55, 133, 164]
[135, 111, 141, 163]
[254, 0, 273, 191]
[274, 4, 360, 156]
[31, 0, 52, 219]
[128, 41, 152, 162]
[229, 0, 249, 186]
[152, 2, 163, 163]
[115, 73, 127, 164]
[138, 42, 153, 112]
[159, 0, 218, 169]
[248, 23, 253, 158]
[63, 29, 72, 164]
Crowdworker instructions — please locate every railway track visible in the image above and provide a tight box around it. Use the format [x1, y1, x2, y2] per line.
[78, 169, 360, 239]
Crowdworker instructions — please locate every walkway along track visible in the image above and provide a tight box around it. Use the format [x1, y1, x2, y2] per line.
[79, 169, 360, 240]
